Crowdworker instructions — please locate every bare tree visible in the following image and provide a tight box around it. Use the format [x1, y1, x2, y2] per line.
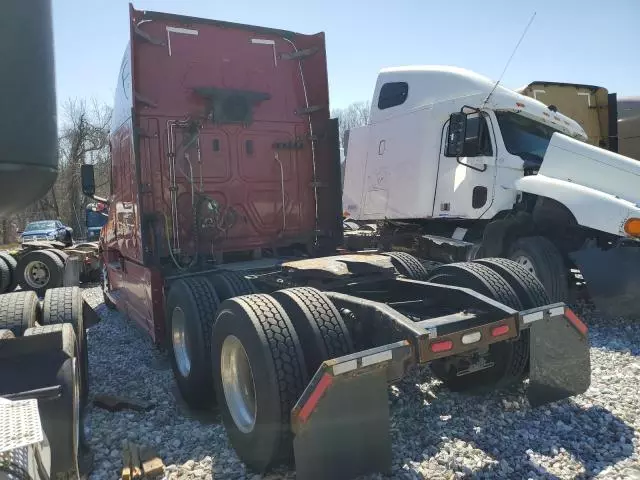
[0, 99, 112, 244]
[332, 101, 371, 150]
[55, 99, 112, 238]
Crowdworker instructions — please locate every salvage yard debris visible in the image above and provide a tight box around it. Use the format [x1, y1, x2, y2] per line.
[121, 440, 165, 479]
[94, 394, 154, 412]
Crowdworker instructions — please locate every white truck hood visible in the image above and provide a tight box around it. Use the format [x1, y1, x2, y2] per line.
[539, 133, 640, 204]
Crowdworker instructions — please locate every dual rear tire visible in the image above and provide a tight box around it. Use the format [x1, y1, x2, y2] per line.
[0, 290, 88, 477]
[165, 271, 354, 472]
[426, 258, 549, 391]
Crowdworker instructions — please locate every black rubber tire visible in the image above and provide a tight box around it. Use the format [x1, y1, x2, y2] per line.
[0, 255, 10, 293]
[272, 287, 354, 376]
[207, 270, 258, 301]
[3, 323, 81, 477]
[427, 262, 528, 391]
[46, 248, 70, 264]
[42, 287, 89, 408]
[0, 328, 15, 340]
[474, 257, 550, 309]
[508, 236, 569, 303]
[427, 262, 522, 310]
[24, 323, 88, 477]
[0, 290, 40, 336]
[381, 251, 429, 281]
[0, 252, 18, 292]
[211, 294, 308, 472]
[16, 249, 65, 296]
[24, 323, 77, 359]
[165, 276, 220, 409]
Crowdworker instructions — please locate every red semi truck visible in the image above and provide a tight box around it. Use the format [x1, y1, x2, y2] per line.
[80, 5, 592, 479]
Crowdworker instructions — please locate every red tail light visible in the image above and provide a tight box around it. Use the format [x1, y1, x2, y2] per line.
[491, 324, 510, 337]
[430, 340, 453, 353]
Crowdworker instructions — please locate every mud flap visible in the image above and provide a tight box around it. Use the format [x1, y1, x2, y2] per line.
[527, 309, 591, 407]
[570, 245, 640, 318]
[292, 368, 391, 480]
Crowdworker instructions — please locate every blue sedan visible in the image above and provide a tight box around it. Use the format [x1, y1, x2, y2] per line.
[21, 220, 73, 246]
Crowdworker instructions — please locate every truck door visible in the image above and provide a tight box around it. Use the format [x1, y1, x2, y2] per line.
[434, 113, 497, 219]
[360, 121, 391, 217]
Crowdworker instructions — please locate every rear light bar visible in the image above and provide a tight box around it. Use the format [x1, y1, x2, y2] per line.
[491, 324, 510, 337]
[461, 331, 482, 344]
[423, 315, 518, 361]
[430, 340, 453, 353]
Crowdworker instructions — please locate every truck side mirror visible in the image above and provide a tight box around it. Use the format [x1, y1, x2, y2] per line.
[446, 112, 467, 157]
[81, 164, 95, 197]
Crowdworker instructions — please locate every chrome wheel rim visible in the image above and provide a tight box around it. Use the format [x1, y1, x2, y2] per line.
[24, 260, 50, 289]
[171, 307, 191, 377]
[221, 335, 256, 433]
[513, 254, 537, 277]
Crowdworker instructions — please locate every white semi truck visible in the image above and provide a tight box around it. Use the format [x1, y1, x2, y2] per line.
[343, 65, 640, 317]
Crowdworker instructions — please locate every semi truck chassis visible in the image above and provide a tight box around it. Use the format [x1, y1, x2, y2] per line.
[131, 252, 592, 479]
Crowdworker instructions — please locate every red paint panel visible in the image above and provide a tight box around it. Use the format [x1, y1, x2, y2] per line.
[127, 7, 335, 257]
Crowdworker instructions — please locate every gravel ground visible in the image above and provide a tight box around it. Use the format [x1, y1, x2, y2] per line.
[82, 286, 640, 480]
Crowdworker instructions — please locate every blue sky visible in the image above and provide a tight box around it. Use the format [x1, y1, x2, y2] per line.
[53, 0, 639, 118]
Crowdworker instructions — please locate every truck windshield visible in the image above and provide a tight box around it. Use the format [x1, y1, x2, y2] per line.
[86, 211, 108, 229]
[495, 111, 560, 168]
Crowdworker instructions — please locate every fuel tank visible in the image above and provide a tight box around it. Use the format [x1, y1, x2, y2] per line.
[0, 0, 58, 216]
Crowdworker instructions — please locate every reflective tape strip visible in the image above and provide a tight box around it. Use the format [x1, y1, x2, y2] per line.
[361, 350, 392, 367]
[332, 360, 357, 376]
[251, 38, 276, 45]
[522, 310, 544, 324]
[166, 27, 199, 35]
[549, 306, 564, 317]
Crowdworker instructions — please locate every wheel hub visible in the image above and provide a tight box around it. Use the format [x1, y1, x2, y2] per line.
[220, 335, 256, 433]
[171, 307, 192, 377]
[513, 254, 537, 277]
[24, 260, 50, 288]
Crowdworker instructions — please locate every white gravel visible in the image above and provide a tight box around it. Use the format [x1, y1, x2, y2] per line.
[82, 286, 640, 480]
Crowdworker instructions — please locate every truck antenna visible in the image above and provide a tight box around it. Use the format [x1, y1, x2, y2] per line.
[482, 12, 536, 107]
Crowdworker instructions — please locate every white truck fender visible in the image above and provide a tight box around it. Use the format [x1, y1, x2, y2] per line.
[514, 175, 640, 237]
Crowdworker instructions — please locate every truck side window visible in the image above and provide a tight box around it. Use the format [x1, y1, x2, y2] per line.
[378, 82, 408, 110]
[446, 115, 493, 157]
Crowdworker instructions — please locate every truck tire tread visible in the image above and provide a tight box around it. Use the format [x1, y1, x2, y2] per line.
[166, 276, 220, 408]
[211, 294, 308, 471]
[24, 322, 77, 360]
[238, 294, 306, 461]
[0, 256, 11, 293]
[508, 236, 568, 303]
[428, 262, 522, 310]
[382, 251, 429, 281]
[42, 287, 89, 406]
[46, 248, 70, 264]
[474, 257, 550, 308]
[0, 252, 18, 292]
[207, 271, 257, 301]
[0, 291, 40, 336]
[272, 287, 354, 376]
